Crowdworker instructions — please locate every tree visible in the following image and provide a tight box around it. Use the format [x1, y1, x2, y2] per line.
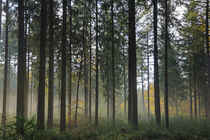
[164, 0, 169, 128]
[128, 0, 138, 128]
[60, 0, 67, 131]
[17, 0, 26, 134]
[89, 2, 92, 123]
[111, 0, 115, 124]
[2, 0, 9, 137]
[0, 0, 2, 40]
[95, 0, 99, 125]
[206, 0, 210, 119]
[68, 0, 72, 128]
[47, 0, 54, 129]
[153, 0, 161, 124]
[37, 0, 47, 130]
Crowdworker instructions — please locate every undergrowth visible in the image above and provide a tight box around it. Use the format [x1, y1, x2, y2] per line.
[0, 116, 209, 140]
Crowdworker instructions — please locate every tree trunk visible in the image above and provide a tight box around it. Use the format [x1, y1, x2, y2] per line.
[189, 63, 193, 119]
[193, 62, 197, 119]
[68, 0, 72, 128]
[83, 4, 88, 119]
[111, 0, 115, 124]
[89, 3, 92, 123]
[37, 0, 47, 130]
[17, 0, 26, 134]
[141, 69, 145, 113]
[153, 0, 161, 124]
[147, 32, 150, 120]
[2, 0, 9, 137]
[95, 0, 99, 126]
[47, 0, 54, 129]
[75, 62, 82, 127]
[206, 0, 210, 119]
[128, 0, 138, 128]
[60, 0, 67, 131]
[164, 0, 169, 128]
[123, 45, 127, 118]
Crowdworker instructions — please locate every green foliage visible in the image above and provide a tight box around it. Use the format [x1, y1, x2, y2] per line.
[1, 118, 210, 140]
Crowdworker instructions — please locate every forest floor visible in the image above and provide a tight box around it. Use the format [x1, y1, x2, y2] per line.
[0, 117, 210, 140]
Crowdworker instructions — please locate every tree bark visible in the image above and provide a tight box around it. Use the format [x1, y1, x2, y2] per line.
[111, 0, 115, 124]
[2, 0, 9, 137]
[60, 0, 67, 131]
[164, 0, 169, 128]
[147, 32, 150, 120]
[193, 62, 197, 119]
[95, 0, 99, 126]
[68, 0, 72, 128]
[0, 0, 2, 40]
[89, 3, 92, 123]
[153, 0, 161, 124]
[128, 0, 138, 128]
[189, 63, 193, 119]
[206, 0, 210, 119]
[83, 3, 88, 119]
[47, 0, 54, 129]
[17, 0, 26, 134]
[37, 0, 47, 130]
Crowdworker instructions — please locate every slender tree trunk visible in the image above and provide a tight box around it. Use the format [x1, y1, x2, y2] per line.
[189, 63, 193, 119]
[175, 96, 178, 117]
[153, 0, 161, 124]
[37, 0, 47, 130]
[123, 45, 127, 118]
[141, 69, 145, 113]
[147, 32, 150, 120]
[2, 0, 9, 137]
[111, 0, 115, 124]
[68, 0, 72, 128]
[128, 0, 138, 128]
[24, 6, 30, 118]
[89, 4, 92, 123]
[164, 0, 169, 128]
[60, 0, 67, 131]
[17, 0, 26, 134]
[47, 0, 54, 129]
[206, 0, 210, 119]
[83, 4, 88, 119]
[198, 82, 201, 119]
[193, 62, 197, 119]
[75, 62, 82, 127]
[30, 69, 33, 116]
[95, 0, 99, 125]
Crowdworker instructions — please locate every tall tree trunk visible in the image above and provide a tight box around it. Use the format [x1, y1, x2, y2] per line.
[141, 69, 145, 113]
[193, 62, 197, 119]
[111, 0, 115, 124]
[89, 3, 92, 123]
[17, 0, 26, 134]
[68, 0, 72, 128]
[175, 96, 178, 117]
[75, 62, 82, 127]
[95, 0, 99, 125]
[37, 0, 47, 130]
[123, 45, 127, 118]
[128, 0, 138, 128]
[83, 4, 88, 119]
[147, 32, 150, 120]
[47, 0, 54, 129]
[30, 68, 33, 116]
[164, 0, 169, 128]
[24, 6, 30, 118]
[153, 0, 161, 124]
[198, 82, 201, 119]
[189, 63, 193, 119]
[206, 0, 210, 119]
[2, 0, 9, 137]
[60, 0, 67, 131]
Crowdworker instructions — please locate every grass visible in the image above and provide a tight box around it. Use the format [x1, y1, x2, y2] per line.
[0, 116, 210, 140]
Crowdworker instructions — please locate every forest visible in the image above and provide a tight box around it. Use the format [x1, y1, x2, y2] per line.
[0, 0, 209, 139]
